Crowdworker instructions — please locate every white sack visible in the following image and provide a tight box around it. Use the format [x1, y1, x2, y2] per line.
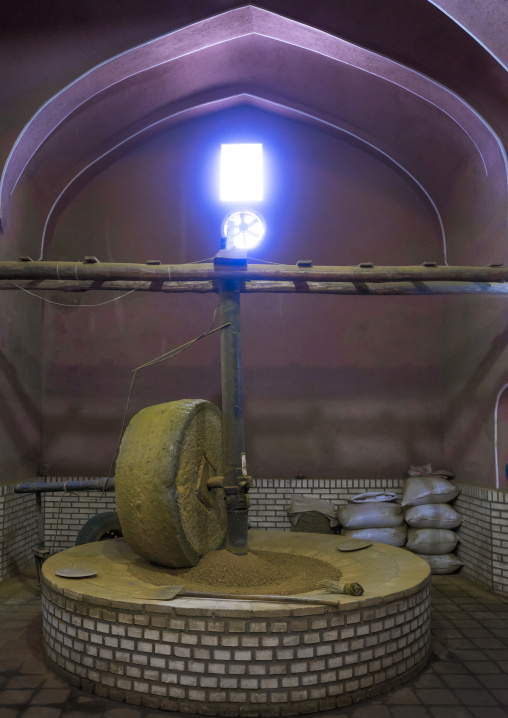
[412, 553, 463, 575]
[402, 477, 460, 507]
[338, 502, 404, 529]
[406, 528, 459, 555]
[341, 525, 407, 547]
[405, 503, 462, 529]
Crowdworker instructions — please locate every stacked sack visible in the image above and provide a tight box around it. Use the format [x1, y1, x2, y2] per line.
[338, 491, 407, 547]
[403, 464, 464, 574]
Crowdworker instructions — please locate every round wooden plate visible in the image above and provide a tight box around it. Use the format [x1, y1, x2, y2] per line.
[55, 567, 97, 578]
[338, 539, 373, 552]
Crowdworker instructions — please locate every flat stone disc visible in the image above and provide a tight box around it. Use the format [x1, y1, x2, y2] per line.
[55, 567, 97, 578]
[338, 539, 373, 552]
[115, 399, 226, 568]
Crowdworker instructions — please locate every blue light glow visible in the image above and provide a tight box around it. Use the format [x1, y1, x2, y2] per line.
[222, 210, 266, 250]
[220, 144, 263, 202]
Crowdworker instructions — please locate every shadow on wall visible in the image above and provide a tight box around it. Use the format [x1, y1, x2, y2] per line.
[42, 363, 443, 479]
[446, 323, 508, 476]
[0, 349, 41, 478]
[495, 381, 508, 489]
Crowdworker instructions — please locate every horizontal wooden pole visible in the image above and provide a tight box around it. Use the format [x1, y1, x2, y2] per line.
[1, 260, 508, 283]
[3, 279, 508, 295]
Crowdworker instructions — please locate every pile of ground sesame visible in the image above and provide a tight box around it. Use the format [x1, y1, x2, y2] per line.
[129, 548, 339, 595]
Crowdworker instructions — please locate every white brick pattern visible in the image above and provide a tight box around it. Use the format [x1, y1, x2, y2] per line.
[42, 578, 431, 715]
[0, 483, 37, 581]
[2, 478, 508, 599]
[454, 483, 508, 595]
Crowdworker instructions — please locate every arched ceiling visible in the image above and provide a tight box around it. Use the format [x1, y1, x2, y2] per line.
[1, 4, 506, 262]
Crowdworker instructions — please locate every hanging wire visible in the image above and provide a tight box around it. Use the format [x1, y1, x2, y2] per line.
[8, 280, 148, 307]
[246, 255, 280, 265]
[50, 489, 80, 554]
[106, 305, 229, 480]
[8, 253, 216, 307]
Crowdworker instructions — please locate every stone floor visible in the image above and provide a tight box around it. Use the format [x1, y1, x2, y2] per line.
[0, 568, 507, 718]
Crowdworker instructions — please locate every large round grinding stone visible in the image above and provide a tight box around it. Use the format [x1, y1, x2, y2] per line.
[115, 400, 225, 568]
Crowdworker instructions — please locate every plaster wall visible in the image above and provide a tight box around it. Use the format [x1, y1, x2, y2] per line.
[443, 297, 508, 488]
[3, 0, 508, 490]
[430, 0, 508, 68]
[41, 108, 445, 479]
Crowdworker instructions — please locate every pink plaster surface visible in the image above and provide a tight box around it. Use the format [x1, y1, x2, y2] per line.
[40, 109, 445, 478]
[1, 6, 505, 265]
[2, 1, 508, 488]
[430, 0, 508, 68]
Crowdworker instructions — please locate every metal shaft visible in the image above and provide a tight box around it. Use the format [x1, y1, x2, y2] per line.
[15, 478, 115, 493]
[219, 279, 248, 555]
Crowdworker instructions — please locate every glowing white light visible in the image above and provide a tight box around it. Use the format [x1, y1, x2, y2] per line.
[220, 144, 263, 202]
[222, 210, 266, 250]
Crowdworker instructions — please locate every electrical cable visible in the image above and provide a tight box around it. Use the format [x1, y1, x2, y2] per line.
[106, 305, 230, 480]
[246, 256, 279, 264]
[50, 489, 79, 554]
[8, 279, 148, 307]
[9, 256, 213, 307]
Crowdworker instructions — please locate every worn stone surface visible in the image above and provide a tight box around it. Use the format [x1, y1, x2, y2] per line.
[115, 400, 225, 568]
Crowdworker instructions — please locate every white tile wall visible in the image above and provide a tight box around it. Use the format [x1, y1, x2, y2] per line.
[0, 483, 38, 581]
[2, 477, 508, 597]
[454, 483, 508, 595]
[249, 478, 404, 530]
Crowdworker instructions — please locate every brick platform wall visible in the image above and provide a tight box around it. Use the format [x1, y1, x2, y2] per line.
[42, 576, 431, 716]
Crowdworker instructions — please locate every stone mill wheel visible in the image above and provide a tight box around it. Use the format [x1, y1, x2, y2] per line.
[115, 399, 226, 568]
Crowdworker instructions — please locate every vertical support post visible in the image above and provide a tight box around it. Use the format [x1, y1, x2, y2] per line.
[219, 279, 248, 555]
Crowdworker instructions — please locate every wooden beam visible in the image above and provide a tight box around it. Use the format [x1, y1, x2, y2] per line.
[1, 261, 508, 283]
[3, 279, 508, 295]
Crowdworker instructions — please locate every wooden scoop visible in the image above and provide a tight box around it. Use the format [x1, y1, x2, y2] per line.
[133, 585, 340, 606]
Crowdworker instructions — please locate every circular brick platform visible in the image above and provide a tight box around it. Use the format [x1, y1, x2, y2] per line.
[41, 531, 431, 716]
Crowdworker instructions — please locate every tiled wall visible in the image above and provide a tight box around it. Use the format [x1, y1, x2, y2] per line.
[249, 479, 404, 530]
[0, 484, 38, 580]
[2, 477, 507, 597]
[0, 479, 115, 581]
[454, 483, 508, 595]
[44, 484, 116, 552]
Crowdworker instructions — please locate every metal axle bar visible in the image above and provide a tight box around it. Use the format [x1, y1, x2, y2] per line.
[14, 478, 115, 493]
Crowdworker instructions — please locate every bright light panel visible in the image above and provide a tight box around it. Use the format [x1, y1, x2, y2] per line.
[220, 144, 263, 202]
